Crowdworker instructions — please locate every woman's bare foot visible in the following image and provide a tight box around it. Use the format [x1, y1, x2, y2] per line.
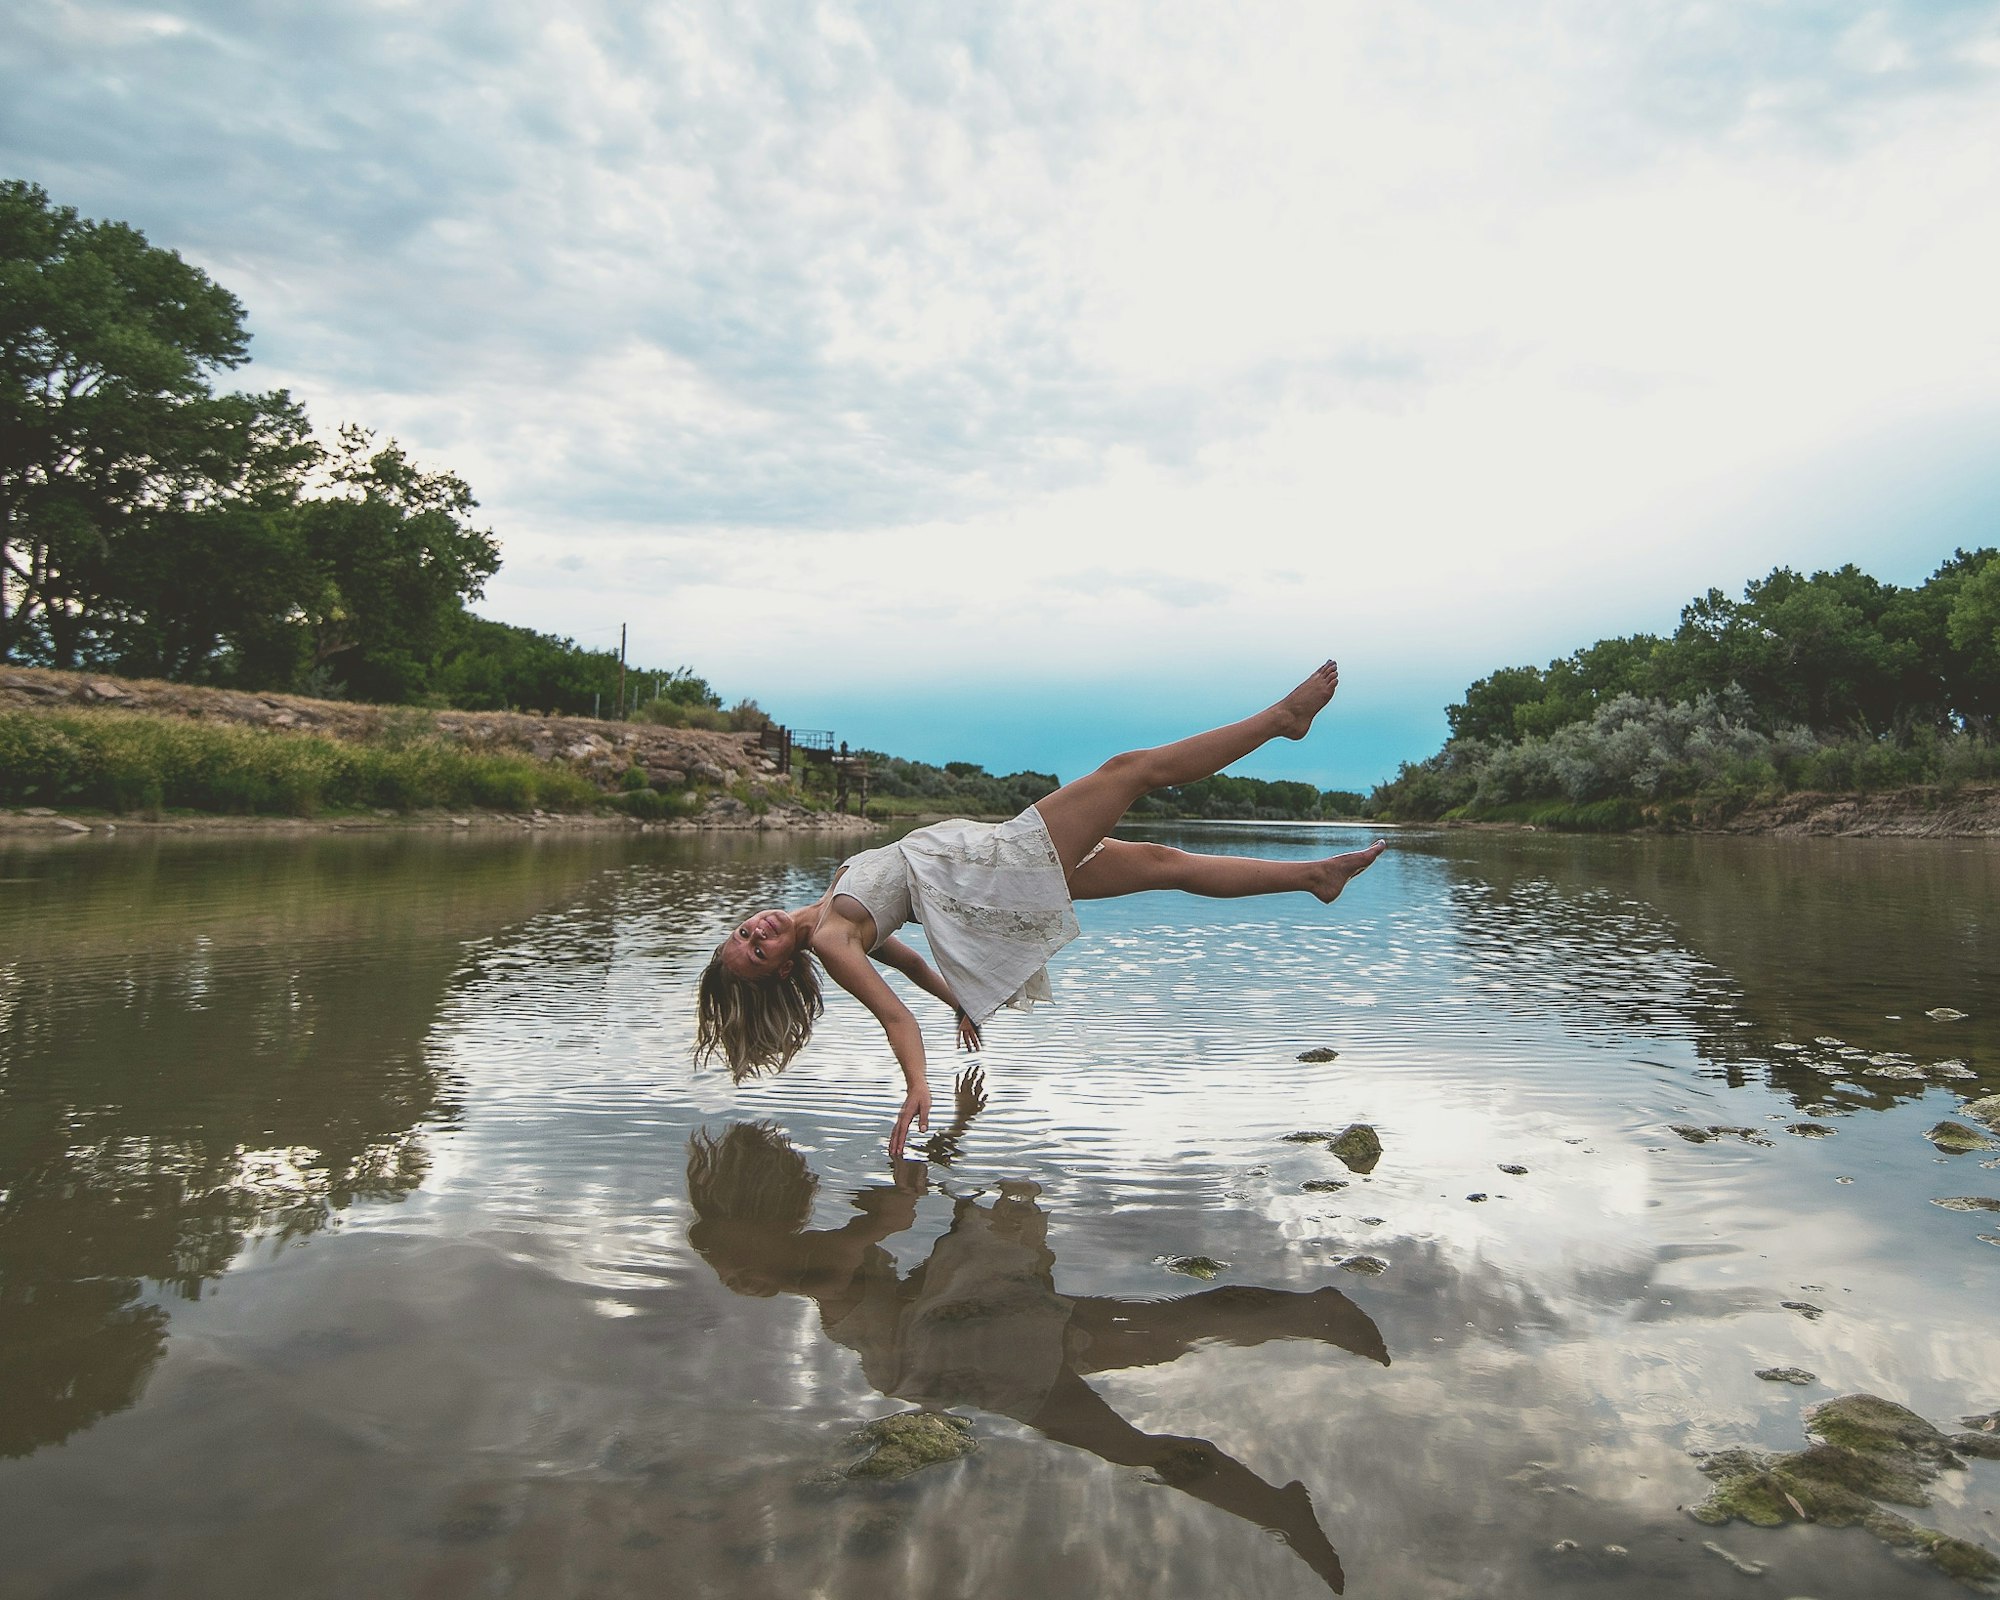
[1272, 660, 1340, 740]
[1309, 840, 1385, 903]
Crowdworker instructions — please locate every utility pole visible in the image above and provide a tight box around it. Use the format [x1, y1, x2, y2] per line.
[617, 623, 627, 721]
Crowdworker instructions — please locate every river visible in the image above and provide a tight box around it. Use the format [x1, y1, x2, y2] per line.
[1, 825, 1995, 1598]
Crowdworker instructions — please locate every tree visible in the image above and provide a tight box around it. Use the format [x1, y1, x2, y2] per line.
[1446, 664, 1546, 745]
[0, 180, 307, 665]
[288, 427, 501, 702]
[1944, 548, 2000, 733]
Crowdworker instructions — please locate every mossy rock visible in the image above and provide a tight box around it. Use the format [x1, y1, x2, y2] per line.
[1928, 1121, 2000, 1154]
[1159, 1255, 1226, 1280]
[1689, 1394, 2000, 1586]
[1780, 1441, 1932, 1510]
[842, 1412, 976, 1482]
[1329, 1124, 1382, 1172]
[1805, 1393, 1956, 1468]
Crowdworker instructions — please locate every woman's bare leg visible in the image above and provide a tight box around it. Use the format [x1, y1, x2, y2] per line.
[1070, 837, 1385, 904]
[1035, 661, 1341, 875]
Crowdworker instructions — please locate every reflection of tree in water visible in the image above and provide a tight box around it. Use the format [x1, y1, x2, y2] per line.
[687, 1117, 1390, 1593]
[1428, 837, 1993, 1114]
[0, 834, 629, 1459]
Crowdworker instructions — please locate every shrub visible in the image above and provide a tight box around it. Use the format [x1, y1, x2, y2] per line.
[0, 708, 600, 816]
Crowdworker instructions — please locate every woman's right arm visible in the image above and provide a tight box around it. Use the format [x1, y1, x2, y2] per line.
[814, 927, 933, 1159]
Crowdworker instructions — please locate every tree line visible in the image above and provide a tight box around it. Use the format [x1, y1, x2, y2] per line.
[1372, 551, 2000, 823]
[1, 180, 714, 718]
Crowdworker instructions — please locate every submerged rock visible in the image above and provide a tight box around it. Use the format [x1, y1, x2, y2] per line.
[1867, 1063, 1929, 1080]
[1499, 1163, 1530, 1175]
[1158, 1255, 1227, 1280]
[1301, 1179, 1348, 1193]
[1329, 1124, 1383, 1172]
[1282, 1130, 1338, 1143]
[1928, 1122, 2000, 1154]
[1338, 1255, 1387, 1275]
[1702, 1541, 1767, 1577]
[1781, 1301, 1825, 1320]
[1756, 1367, 1818, 1385]
[1296, 1047, 1340, 1063]
[841, 1412, 977, 1482]
[1670, 1124, 1775, 1147]
[1787, 1123, 1836, 1138]
[1931, 1196, 2000, 1213]
[1690, 1392, 2000, 1585]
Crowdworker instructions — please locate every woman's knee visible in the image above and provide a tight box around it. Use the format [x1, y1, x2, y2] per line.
[1097, 748, 1162, 791]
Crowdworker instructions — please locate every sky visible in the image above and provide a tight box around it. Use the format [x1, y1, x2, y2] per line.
[5, 1, 2000, 790]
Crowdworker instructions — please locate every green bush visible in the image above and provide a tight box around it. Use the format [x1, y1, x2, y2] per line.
[0, 709, 600, 816]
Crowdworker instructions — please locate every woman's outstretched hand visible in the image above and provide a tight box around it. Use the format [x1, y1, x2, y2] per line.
[955, 1008, 982, 1052]
[889, 1082, 932, 1160]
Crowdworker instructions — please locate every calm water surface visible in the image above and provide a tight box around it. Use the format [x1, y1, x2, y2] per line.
[1, 824, 1995, 1598]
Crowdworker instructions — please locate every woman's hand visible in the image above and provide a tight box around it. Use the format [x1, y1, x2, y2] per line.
[954, 1008, 983, 1052]
[889, 1082, 931, 1161]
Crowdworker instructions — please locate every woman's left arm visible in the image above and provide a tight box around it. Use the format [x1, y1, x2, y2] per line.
[875, 936, 982, 1051]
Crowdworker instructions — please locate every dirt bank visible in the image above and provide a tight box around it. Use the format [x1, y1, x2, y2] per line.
[1705, 783, 2000, 838]
[0, 666, 877, 835]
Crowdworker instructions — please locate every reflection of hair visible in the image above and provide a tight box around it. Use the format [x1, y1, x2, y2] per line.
[685, 1123, 819, 1232]
[693, 943, 823, 1083]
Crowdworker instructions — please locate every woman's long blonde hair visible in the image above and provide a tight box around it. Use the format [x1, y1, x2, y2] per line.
[694, 943, 824, 1083]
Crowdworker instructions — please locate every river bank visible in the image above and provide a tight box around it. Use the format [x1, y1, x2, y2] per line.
[0, 666, 876, 835]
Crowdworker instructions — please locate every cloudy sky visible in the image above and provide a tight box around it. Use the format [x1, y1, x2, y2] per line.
[6, 1, 2000, 787]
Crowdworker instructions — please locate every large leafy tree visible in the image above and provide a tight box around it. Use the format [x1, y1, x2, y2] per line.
[289, 427, 501, 703]
[0, 180, 310, 667]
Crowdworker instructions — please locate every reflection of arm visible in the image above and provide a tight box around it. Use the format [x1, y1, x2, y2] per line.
[1067, 1284, 1389, 1374]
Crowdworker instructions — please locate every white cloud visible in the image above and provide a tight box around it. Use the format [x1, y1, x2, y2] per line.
[5, 0, 1999, 775]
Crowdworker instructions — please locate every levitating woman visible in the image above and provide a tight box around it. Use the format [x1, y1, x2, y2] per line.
[696, 661, 1385, 1156]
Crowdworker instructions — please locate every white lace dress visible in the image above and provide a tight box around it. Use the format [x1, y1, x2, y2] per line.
[830, 806, 1081, 1023]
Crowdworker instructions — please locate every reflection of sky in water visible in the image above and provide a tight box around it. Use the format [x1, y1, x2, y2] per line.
[0, 828, 1995, 1598]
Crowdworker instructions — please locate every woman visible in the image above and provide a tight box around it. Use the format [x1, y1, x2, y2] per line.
[694, 660, 1385, 1157]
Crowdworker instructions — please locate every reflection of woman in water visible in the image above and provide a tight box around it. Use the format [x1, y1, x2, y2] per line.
[696, 661, 1386, 1156]
[686, 1111, 1390, 1593]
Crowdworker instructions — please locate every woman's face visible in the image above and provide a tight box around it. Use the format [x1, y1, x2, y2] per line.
[720, 908, 797, 980]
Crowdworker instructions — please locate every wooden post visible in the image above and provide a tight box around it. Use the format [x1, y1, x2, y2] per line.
[617, 623, 627, 720]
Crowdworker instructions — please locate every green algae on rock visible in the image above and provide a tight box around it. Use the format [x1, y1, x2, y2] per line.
[1158, 1254, 1226, 1280]
[1929, 1121, 2000, 1154]
[1688, 1392, 2000, 1588]
[1329, 1124, 1383, 1173]
[841, 1412, 977, 1482]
